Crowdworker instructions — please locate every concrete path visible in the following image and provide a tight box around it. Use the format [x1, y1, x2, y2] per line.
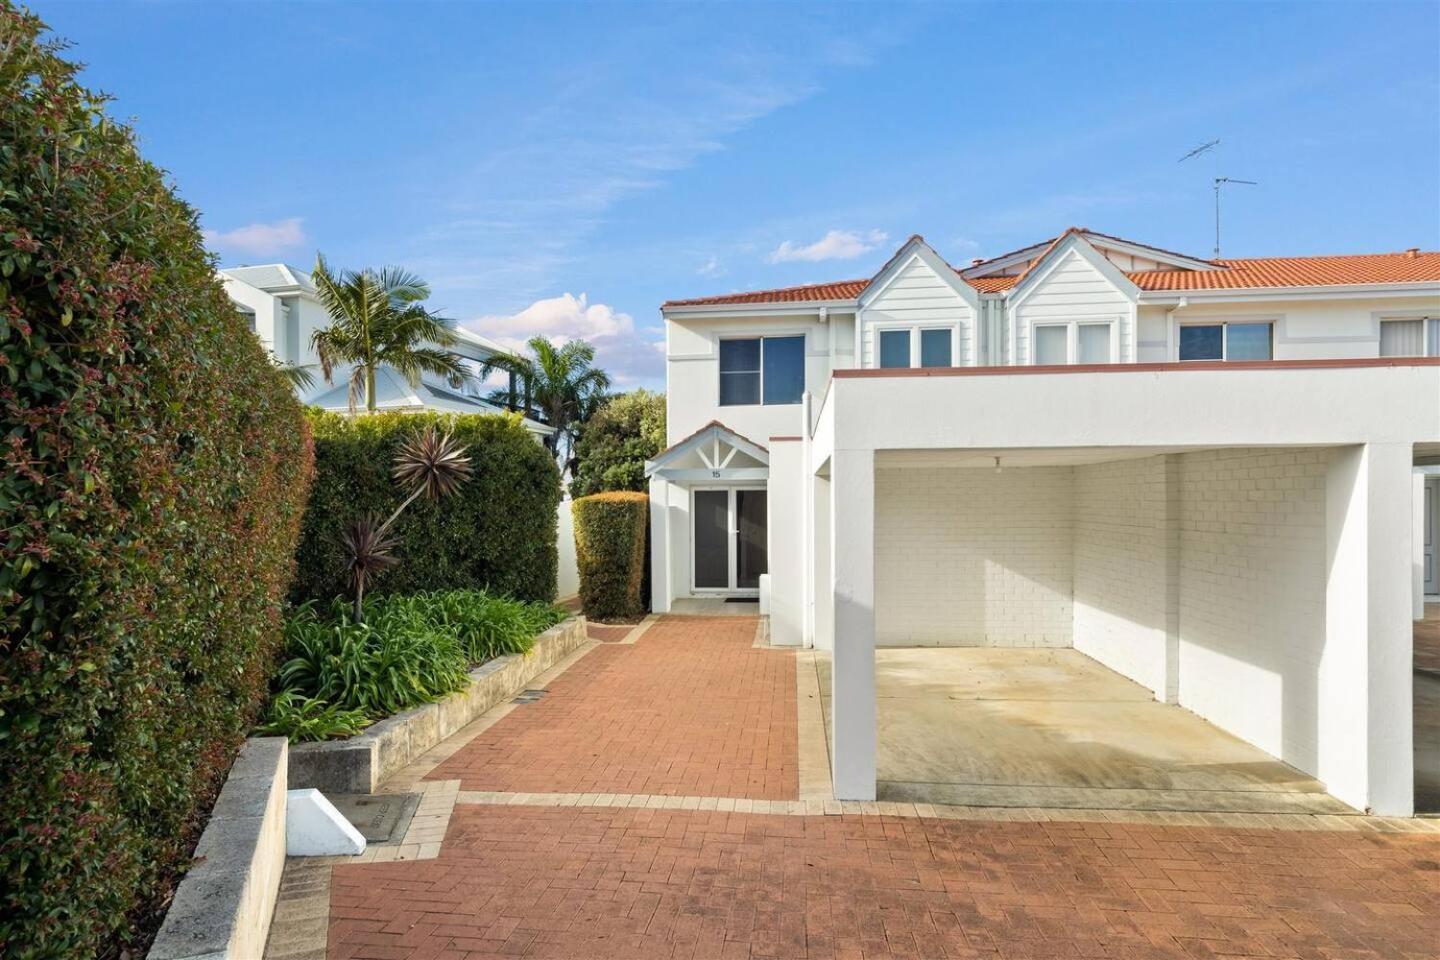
[815, 647, 1349, 815]
[264, 615, 1440, 960]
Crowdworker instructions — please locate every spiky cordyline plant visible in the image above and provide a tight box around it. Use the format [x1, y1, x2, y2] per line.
[341, 424, 473, 622]
[341, 514, 398, 624]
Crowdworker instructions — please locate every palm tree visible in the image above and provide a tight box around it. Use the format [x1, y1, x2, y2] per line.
[481, 337, 611, 467]
[309, 253, 469, 413]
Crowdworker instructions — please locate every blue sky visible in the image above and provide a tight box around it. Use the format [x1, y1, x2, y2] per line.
[35, 0, 1440, 389]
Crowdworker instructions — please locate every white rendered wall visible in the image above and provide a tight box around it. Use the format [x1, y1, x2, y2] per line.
[1175, 447, 1331, 775]
[874, 466, 1074, 647]
[556, 501, 580, 602]
[664, 314, 839, 446]
[767, 441, 805, 646]
[1071, 456, 1173, 698]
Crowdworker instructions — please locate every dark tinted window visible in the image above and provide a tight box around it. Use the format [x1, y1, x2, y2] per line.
[879, 329, 910, 368]
[719, 338, 761, 405]
[1179, 324, 1223, 361]
[761, 336, 804, 405]
[919, 328, 951, 367]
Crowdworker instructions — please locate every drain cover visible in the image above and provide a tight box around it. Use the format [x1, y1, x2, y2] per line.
[327, 792, 421, 843]
[512, 688, 547, 704]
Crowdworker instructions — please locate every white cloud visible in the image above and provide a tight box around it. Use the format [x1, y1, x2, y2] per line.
[465, 293, 665, 388]
[767, 229, 888, 263]
[203, 217, 307, 257]
[698, 256, 725, 278]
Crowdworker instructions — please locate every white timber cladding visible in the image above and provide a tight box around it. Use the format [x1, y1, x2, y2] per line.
[858, 255, 974, 368]
[874, 466, 1074, 647]
[1014, 248, 1135, 364]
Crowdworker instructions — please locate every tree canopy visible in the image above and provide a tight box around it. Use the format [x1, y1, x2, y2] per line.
[571, 389, 666, 497]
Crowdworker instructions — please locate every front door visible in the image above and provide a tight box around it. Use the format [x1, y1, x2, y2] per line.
[693, 488, 767, 593]
[1426, 478, 1439, 597]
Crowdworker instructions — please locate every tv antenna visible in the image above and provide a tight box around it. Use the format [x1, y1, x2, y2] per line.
[1179, 139, 1256, 257]
[1211, 177, 1257, 259]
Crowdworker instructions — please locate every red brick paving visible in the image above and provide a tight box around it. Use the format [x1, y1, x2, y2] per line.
[426, 616, 797, 800]
[329, 804, 1440, 960]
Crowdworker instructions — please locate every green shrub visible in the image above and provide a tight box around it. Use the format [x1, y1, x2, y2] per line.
[254, 691, 372, 741]
[267, 590, 564, 741]
[295, 409, 561, 604]
[0, 7, 314, 956]
[573, 492, 649, 622]
[276, 601, 471, 718]
[571, 388, 666, 497]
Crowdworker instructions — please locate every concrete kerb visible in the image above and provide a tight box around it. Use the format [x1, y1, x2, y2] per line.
[148, 737, 288, 960]
[287, 617, 588, 794]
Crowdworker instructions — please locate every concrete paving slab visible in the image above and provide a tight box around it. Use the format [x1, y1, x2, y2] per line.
[817, 646, 1353, 814]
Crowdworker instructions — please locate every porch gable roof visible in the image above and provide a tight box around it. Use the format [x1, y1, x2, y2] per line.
[645, 420, 769, 482]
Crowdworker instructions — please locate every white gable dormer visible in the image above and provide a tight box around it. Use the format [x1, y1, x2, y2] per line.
[857, 236, 980, 369]
[1009, 232, 1140, 365]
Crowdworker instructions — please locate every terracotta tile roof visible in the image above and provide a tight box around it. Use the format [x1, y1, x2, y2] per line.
[662, 279, 867, 307]
[662, 235, 1440, 307]
[1133, 252, 1440, 290]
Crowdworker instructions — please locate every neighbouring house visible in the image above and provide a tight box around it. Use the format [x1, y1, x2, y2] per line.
[218, 264, 553, 438]
[647, 228, 1440, 815]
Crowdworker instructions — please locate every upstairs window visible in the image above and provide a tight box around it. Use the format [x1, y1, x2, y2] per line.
[719, 335, 805, 406]
[1031, 321, 1113, 364]
[877, 326, 956, 368]
[919, 328, 952, 367]
[1179, 321, 1272, 361]
[878, 329, 910, 368]
[1380, 317, 1440, 357]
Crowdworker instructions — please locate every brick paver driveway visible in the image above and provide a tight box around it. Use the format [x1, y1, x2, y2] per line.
[427, 616, 798, 800]
[317, 616, 1440, 960]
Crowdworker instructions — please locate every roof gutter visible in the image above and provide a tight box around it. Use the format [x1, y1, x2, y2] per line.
[1136, 281, 1440, 304]
[661, 299, 858, 319]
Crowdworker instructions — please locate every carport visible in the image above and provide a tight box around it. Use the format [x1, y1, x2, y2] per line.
[803, 360, 1439, 816]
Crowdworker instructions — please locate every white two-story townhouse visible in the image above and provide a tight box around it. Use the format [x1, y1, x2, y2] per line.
[648, 228, 1440, 815]
[219, 263, 552, 437]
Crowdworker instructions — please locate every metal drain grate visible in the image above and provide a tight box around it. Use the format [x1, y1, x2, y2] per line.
[512, 688, 548, 704]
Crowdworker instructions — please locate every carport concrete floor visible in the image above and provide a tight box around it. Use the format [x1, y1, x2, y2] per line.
[816, 647, 1356, 815]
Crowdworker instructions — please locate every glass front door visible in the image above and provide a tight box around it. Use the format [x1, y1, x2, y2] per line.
[692, 488, 767, 592]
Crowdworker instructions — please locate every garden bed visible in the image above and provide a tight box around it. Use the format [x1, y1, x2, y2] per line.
[287, 616, 587, 793]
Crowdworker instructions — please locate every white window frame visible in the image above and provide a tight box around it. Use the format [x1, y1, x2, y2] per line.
[1377, 315, 1440, 358]
[1176, 319, 1275, 362]
[1028, 319, 1117, 365]
[716, 334, 806, 406]
[870, 322, 959, 369]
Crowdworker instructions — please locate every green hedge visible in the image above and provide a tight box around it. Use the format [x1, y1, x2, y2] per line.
[294, 409, 561, 605]
[573, 491, 649, 622]
[0, 7, 314, 956]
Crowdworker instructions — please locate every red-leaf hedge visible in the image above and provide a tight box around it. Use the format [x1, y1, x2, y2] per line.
[572, 491, 649, 622]
[0, 6, 314, 956]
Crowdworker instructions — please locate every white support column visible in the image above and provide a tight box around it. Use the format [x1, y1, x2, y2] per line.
[648, 475, 670, 614]
[1415, 472, 1427, 622]
[830, 447, 876, 801]
[1162, 454, 1182, 704]
[1324, 443, 1414, 816]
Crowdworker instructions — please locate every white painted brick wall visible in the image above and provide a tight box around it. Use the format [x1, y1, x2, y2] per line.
[875, 466, 1074, 646]
[1176, 447, 1330, 773]
[1072, 456, 1171, 697]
